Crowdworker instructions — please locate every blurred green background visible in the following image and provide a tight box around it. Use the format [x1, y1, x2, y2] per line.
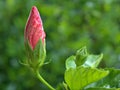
[0, 0, 120, 90]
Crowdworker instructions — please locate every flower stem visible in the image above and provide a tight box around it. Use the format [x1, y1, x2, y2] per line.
[35, 69, 55, 90]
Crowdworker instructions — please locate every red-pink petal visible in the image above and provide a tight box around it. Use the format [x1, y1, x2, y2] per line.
[25, 6, 45, 50]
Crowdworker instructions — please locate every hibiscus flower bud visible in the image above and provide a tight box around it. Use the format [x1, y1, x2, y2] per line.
[24, 6, 46, 69]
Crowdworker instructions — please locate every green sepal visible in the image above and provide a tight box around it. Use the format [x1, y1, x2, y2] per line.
[24, 39, 34, 67]
[33, 39, 46, 68]
[24, 39, 46, 70]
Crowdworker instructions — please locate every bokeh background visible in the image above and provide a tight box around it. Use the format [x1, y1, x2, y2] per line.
[0, 0, 120, 90]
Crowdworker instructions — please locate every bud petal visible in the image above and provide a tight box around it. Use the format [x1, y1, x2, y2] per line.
[25, 6, 45, 50]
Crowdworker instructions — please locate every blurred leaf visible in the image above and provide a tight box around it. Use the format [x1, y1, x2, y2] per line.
[85, 87, 120, 90]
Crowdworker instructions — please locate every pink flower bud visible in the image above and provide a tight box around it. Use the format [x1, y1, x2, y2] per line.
[25, 6, 45, 50]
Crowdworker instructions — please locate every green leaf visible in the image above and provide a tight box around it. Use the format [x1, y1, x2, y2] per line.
[83, 54, 103, 68]
[75, 46, 88, 66]
[66, 56, 76, 70]
[65, 66, 109, 90]
[95, 68, 120, 88]
[75, 47, 103, 68]
[85, 87, 120, 90]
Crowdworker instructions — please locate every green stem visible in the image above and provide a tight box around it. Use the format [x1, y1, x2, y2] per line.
[35, 69, 55, 90]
